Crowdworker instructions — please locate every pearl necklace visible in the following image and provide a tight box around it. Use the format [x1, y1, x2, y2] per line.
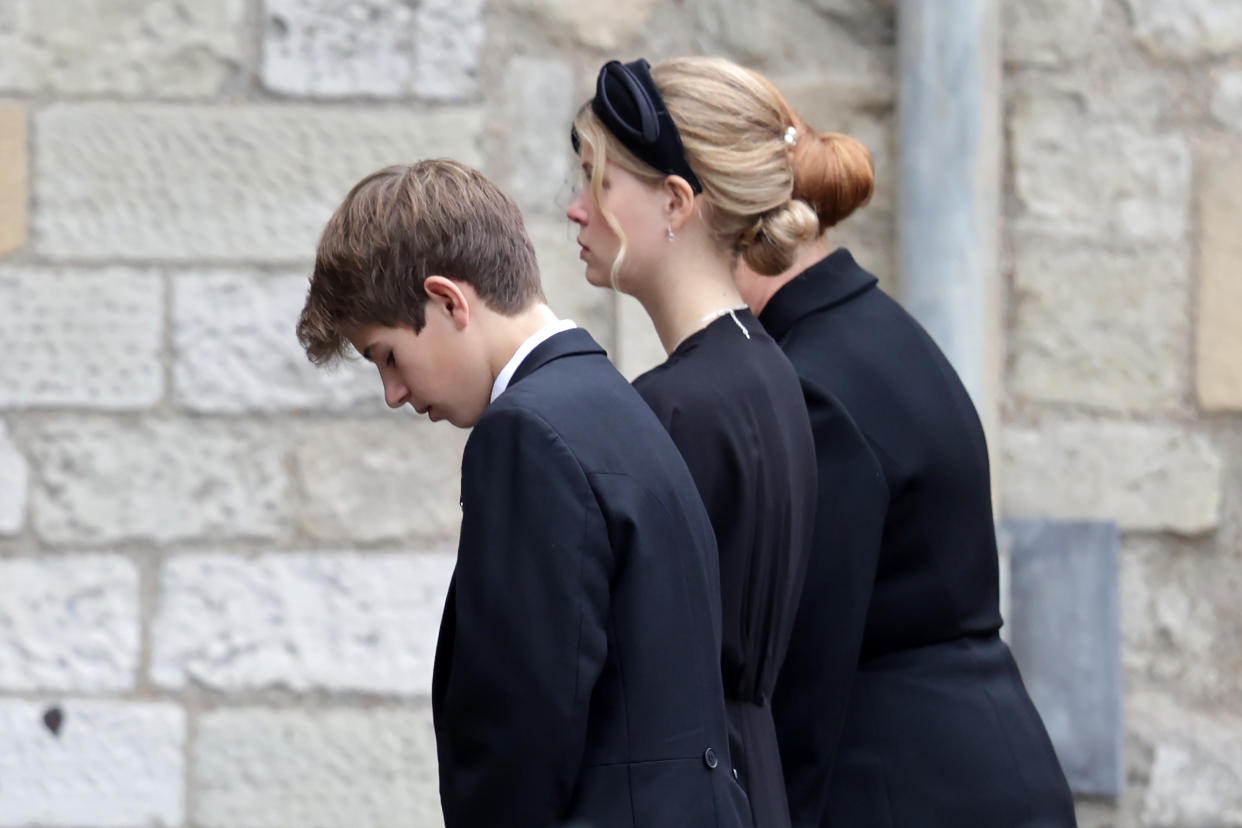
[674, 305, 751, 350]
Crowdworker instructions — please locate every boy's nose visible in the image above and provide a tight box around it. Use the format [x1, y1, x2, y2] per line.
[383, 379, 409, 409]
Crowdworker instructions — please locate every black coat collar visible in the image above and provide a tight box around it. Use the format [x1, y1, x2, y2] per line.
[508, 327, 607, 388]
[759, 248, 878, 341]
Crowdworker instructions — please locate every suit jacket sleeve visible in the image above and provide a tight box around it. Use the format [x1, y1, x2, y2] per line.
[435, 404, 611, 828]
[772, 378, 889, 827]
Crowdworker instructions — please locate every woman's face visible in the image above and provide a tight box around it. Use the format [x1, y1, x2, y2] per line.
[566, 142, 668, 291]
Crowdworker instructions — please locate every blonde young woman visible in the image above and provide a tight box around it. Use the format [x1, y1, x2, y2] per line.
[731, 75, 1078, 826]
[567, 57, 819, 828]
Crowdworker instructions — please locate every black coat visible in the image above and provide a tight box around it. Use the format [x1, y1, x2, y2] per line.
[634, 309, 818, 828]
[761, 250, 1077, 827]
[432, 328, 752, 828]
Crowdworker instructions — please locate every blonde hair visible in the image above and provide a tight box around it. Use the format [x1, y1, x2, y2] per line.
[572, 56, 821, 283]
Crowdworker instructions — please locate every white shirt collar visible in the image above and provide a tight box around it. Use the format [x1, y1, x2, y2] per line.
[490, 318, 578, 402]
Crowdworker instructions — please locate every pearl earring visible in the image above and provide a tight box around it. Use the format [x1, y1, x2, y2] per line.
[666, 227, 675, 242]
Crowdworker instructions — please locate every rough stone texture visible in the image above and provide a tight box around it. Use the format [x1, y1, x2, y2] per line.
[295, 420, 467, 545]
[262, 0, 482, 101]
[0, 556, 139, 693]
[509, 0, 659, 50]
[174, 272, 377, 413]
[0, 102, 25, 256]
[1121, 536, 1242, 709]
[1131, 692, 1242, 826]
[194, 706, 441, 828]
[500, 58, 575, 215]
[0, 699, 184, 827]
[1212, 69, 1242, 131]
[0, 421, 26, 536]
[1123, 0, 1242, 61]
[1010, 241, 1188, 412]
[0, 0, 247, 97]
[152, 552, 454, 694]
[1196, 138, 1242, 411]
[34, 105, 484, 263]
[527, 218, 614, 345]
[27, 418, 291, 545]
[262, 0, 417, 97]
[1003, 0, 1106, 65]
[1002, 421, 1222, 534]
[614, 294, 667, 382]
[411, 0, 486, 102]
[1005, 520, 1122, 796]
[1011, 93, 1191, 243]
[0, 268, 163, 409]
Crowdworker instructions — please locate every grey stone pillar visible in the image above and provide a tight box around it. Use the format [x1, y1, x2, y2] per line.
[897, 0, 1002, 453]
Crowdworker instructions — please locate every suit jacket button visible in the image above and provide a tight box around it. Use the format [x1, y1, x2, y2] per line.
[703, 747, 718, 769]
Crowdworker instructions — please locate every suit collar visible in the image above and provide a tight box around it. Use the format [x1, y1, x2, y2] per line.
[508, 327, 607, 388]
[759, 248, 878, 341]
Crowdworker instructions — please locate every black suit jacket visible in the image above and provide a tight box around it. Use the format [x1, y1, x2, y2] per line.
[762, 251, 1076, 827]
[432, 328, 752, 828]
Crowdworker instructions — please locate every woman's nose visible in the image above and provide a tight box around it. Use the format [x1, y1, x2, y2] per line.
[566, 193, 588, 226]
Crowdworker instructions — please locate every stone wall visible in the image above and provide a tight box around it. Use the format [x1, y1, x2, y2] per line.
[0, 1, 1236, 826]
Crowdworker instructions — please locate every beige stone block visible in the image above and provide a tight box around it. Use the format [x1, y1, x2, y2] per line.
[34, 104, 484, 262]
[1003, 0, 1106, 66]
[506, 0, 658, 50]
[1196, 139, 1242, 411]
[295, 420, 467, 546]
[1122, 0, 1242, 62]
[0, 0, 247, 97]
[1002, 420, 1221, 534]
[195, 706, 442, 828]
[1011, 241, 1189, 412]
[0, 102, 26, 257]
[1011, 93, 1191, 243]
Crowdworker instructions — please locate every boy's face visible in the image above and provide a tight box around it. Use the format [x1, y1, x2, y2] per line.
[349, 304, 489, 428]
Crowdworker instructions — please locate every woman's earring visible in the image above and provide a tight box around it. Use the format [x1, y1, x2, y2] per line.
[666, 227, 675, 242]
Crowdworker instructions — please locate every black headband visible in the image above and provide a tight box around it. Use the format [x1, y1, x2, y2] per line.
[572, 58, 704, 194]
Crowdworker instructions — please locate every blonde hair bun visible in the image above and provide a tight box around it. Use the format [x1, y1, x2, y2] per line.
[739, 199, 820, 276]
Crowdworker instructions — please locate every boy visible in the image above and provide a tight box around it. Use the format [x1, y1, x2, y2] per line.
[297, 160, 750, 828]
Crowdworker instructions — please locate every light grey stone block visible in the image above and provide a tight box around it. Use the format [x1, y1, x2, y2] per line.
[28, 418, 292, 545]
[0, 268, 163, 409]
[0, 0, 247, 97]
[152, 552, 454, 694]
[0, 699, 184, 827]
[173, 271, 377, 413]
[194, 706, 442, 828]
[501, 59, 575, 215]
[0, 421, 26, 536]
[1004, 519, 1122, 796]
[0, 556, 139, 693]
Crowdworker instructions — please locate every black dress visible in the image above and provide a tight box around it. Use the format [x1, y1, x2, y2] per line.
[761, 249, 1077, 827]
[633, 307, 818, 828]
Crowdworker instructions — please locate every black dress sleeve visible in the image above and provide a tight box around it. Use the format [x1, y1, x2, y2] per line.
[433, 404, 612, 828]
[772, 377, 889, 826]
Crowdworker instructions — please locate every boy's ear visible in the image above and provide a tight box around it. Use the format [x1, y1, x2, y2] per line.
[424, 276, 470, 330]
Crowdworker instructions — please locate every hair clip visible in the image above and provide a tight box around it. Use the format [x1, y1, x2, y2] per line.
[784, 126, 798, 147]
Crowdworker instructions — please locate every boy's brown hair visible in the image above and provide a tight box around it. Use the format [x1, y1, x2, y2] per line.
[297, 159, 544, 365]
